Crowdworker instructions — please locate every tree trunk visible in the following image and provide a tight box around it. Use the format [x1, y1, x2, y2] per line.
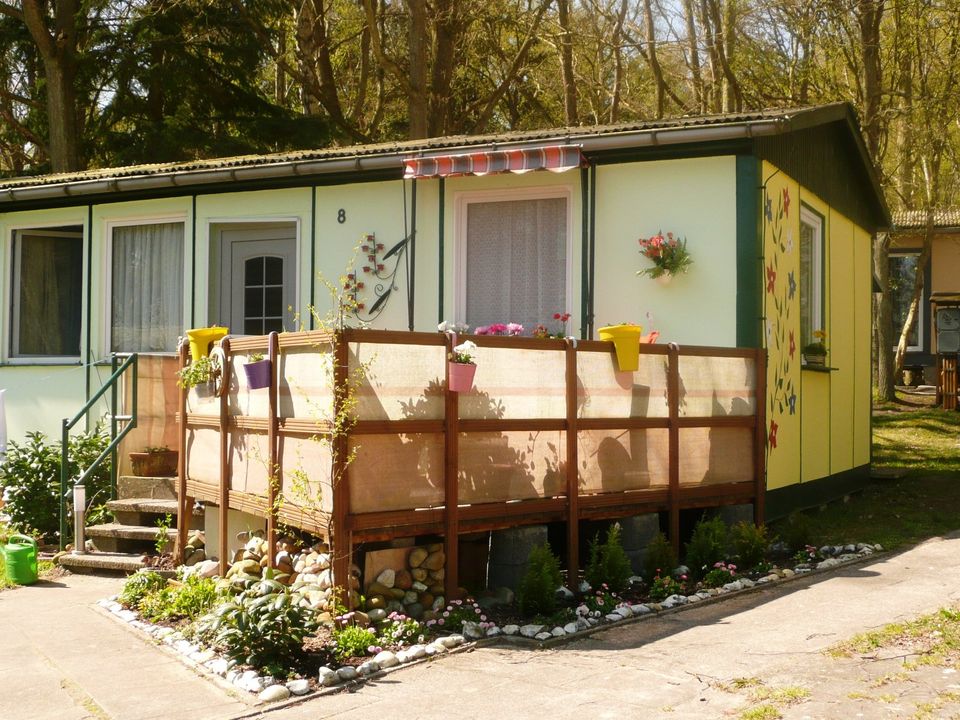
[406, 0, 429, 139]
[682, 0, 704, 113]
[859, 0, 884, 160]
[874, 232, 895, 400]
[608, 0, 628, 123]
[557, 0, 579, 125]
[642, 0, 666, 118]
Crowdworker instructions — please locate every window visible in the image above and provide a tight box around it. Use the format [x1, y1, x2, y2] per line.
[11, 227, 83, 358]
[111, 221, 184, 352]
[799, 206, 824, 351]
[243, 255, 285, 335]
[460, 191, 568, 330]
[889, 252, 923, 351]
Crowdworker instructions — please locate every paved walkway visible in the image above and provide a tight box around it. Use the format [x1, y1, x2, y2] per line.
[3, 534, 960, 720]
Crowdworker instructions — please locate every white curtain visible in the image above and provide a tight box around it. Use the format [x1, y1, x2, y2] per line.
[465, 197, 566, 329]
[112, 222, 184, 352]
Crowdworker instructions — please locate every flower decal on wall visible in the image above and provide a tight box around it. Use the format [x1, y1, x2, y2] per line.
[766, 264, 777, 294]
[788, 271, 797, 300]
[783, 187, 791, 217]
[789, 330, 796, 358]
[768, 420, 779, 449]
[788, 392, 797, 415]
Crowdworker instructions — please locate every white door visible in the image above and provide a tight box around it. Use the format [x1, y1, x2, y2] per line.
[218, 225, 297, 335]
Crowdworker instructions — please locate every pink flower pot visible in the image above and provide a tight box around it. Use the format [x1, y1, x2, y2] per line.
[448, 362, 477, 392]
[243, 359, 271, 389]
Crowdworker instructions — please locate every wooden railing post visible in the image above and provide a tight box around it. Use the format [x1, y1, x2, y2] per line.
[443, 332, 460, 601]
[753, 349, 767, 526]
[176, 340, 190, 565]
[667, 343, 681, 557]
[218, 338, 231, 576]
[565, 338, 580, 589]
[266, 331, 279, 570]
[331, 332, 352, 607]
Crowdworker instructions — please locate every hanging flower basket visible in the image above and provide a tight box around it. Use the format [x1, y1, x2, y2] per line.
[243, 359, 272, 389]
[598, 324, 643, 372]
[186, 326, 228, 362]
[448, 362, 477, 392]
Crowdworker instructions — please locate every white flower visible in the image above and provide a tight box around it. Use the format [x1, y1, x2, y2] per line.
[453, 340, 477, 355]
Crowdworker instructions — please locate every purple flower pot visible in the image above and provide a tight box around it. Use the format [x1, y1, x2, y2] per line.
[448, 362, 477, 392]
[243, 358, 272, 389]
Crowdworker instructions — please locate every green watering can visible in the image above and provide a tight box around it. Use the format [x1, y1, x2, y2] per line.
[2, 534, 38, 586]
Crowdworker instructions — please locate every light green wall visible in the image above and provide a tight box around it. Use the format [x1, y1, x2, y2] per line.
[594, 156, 739, 345]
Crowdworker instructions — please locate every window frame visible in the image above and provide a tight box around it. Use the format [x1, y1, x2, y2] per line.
[799, 204, 826, 358]
[889, 250, 924, 353]
[453, 185, 574, 326]
[8, 224, 85, 364]
[104, 214, 188, 356]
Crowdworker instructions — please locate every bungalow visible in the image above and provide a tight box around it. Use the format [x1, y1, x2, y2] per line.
[0, 102, 887, 543]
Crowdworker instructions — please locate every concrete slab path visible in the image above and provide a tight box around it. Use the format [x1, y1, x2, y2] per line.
[3, 533, 960, 720]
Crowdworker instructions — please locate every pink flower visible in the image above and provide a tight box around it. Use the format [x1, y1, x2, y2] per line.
[438, 618, 445, 625]
[480, 615, 487, 621]
[475, 326, 490, 335]
[506, 323, 523, 336]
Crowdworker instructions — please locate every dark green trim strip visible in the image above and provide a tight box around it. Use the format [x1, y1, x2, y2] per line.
[309, 186, 317, 330]
[736, 155, 762, 348]
[85, 204, 93, 405]
[190, 195, 197, 328]
[438, 178, 445, 325]
[588, 162, 597, 338]
[580, 166, 589, 339]
[408, 179, 417, 331]
[765, 464, 870, 520]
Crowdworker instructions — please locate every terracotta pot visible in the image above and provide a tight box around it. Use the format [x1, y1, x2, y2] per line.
[243, 359, 271, 389]
[129, 449, 179, 477]
[448, 362, 477, 392]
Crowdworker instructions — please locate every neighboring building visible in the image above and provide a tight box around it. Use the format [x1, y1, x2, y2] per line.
[889, 209, 960, 384]
[0, 102, 888, 517]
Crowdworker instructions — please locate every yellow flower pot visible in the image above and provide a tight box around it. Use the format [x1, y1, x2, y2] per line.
[598, 324, 643, 372]
[186, 326, 228, 362]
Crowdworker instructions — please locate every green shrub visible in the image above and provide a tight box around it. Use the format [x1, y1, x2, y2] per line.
[585, 523, 633, 593]
[377, 612, 424, 648]
[1, 429, 112, 542]
[779, 512, 812, 552]
[332, 624, 377, 661]
[139, 574, 221, 623]
[643, 531, 677, 582]
[119, 570, 168, 609]
[427, 598, 487, 632]
[684, 516, 728, 580]
[701, 561, 738, 588]
[517, 542, 563, 617]
[648, 572, 683, 601]
[199, 578, 316, 676]
[731, 521, 771, 571]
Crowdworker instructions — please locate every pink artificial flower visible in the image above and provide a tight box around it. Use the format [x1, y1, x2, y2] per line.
[489, 323, 507, 334]
[506, 323, 523, 336]
[475, 326, 490, 335]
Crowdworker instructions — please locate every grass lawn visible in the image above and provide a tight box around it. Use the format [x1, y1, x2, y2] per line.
[773, 391, 960, 551]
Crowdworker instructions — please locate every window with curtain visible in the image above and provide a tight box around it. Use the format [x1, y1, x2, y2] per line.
[111, 221, 184, 352]
[890, 252, 922, 351]
[799, 206, 824, 351]
[464, 195, 567, 330]
[11, 227, 84, 358]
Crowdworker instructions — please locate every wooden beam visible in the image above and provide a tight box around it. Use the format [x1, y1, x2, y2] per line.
[753, 349, 768, 526]
[176, 340, 190, 564]
[266, 332, 279, 570]
[565, 338, 580, 589]
[331, 332, 352, 606]
[443, 334, 461, 600]
[218, 338, 231, 576]
[667, 343, 680, 557]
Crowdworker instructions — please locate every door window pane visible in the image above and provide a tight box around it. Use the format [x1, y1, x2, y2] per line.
[244, 255, 285, 335]
[11, 228, 83, 357]
[465, 196, 567, 329]
[111, 222, 184, 352]
[890, 253, 921, 349]
[799, 208, 824, 351]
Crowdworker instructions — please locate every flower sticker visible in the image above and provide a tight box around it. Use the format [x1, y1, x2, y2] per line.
[789, 330, 796, 358]
[788, 271, 796, 300]
[765, 195, 773, 222]
[769, 420, 779, 449]
[766, 264, 777, 294]
[788, 392, 797, 415]
[782, 187, 791, 217]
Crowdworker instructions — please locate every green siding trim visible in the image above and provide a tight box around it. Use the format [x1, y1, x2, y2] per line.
[765, 464, 871, 520]
[736, 155, 762, 348]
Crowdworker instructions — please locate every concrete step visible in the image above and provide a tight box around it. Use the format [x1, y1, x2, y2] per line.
[105, 498, 203, 531]
[86, 523, 177, 554]
[117, 475, 176, 501]
[57, 551, 147, 575]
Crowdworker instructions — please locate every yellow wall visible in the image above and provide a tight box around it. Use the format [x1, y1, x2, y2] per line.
[762, 161, 872, 491]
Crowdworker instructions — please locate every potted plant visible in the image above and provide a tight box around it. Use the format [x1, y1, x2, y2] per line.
[637, 231, 693, 282]
[803, 330, 828, 367]
[598, 323, 643, 372]
[448, 340, 478, 392]
[243, 352, 271, 390]
[176, 354, 219, 390]
[129, 446, 179, 477]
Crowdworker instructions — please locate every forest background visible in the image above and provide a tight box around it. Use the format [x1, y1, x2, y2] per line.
[0, 0, 955, 393]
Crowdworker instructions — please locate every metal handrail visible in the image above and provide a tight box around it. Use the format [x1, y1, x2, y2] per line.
[59, 353, 139, 550]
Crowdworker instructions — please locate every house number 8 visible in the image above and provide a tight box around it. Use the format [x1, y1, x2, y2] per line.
[337, 209, 346, 224]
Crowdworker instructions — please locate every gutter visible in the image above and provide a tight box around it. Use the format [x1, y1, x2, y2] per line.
[0, 120, 787, 206]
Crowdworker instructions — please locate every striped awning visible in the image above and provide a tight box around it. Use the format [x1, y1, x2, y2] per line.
[403, 145, 584, 179]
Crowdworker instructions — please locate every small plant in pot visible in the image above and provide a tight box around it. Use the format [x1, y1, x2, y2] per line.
[243, 352, 271, 390]
[176, 354, 219, 390]
[129, 446, 178, 477]
[448, 340, 478, 392]
[803, 330, 828, 367]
